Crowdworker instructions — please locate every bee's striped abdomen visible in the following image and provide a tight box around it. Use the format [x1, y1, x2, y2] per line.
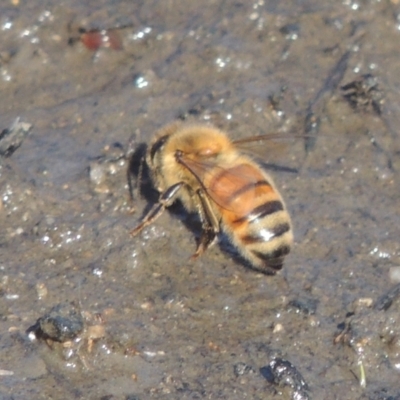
[208, 162, 293, 274]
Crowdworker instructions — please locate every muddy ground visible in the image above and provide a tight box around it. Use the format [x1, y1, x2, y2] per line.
[0, 1, 400, 399]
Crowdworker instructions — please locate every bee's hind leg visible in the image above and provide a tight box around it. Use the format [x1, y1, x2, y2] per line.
[130, 182, 185, 236]
[191, 189, 220, 260]
[191, 225, 218, 260]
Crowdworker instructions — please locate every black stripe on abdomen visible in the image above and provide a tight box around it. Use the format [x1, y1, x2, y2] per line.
[233, 200, 283, 224]
[251, 244, 291, 270]
[226, 180, 271, 204]
[240, 223, 290, 244]
[251, 245, 290, 261]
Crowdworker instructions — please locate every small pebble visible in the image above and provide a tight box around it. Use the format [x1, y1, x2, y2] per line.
[389, 266, 400, 283]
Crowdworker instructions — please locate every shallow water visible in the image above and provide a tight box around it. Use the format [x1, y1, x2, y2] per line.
[0, 0, 400, 399]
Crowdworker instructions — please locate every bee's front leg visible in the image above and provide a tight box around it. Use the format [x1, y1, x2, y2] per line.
[130, 182, 185, 236]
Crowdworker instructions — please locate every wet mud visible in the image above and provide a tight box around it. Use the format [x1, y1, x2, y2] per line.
[0, 1, 399, 399]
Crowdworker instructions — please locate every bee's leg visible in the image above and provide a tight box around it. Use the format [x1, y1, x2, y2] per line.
[130, 182, 185, 236]
[191, 189, 220, 260]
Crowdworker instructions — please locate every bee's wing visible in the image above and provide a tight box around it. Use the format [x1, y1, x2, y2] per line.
[178, 155, 267, 213]
[232, 133, 305, 173]
[231, 133, 296, 145]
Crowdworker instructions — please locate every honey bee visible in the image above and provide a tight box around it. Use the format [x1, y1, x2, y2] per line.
[131, 122, 293, 274]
